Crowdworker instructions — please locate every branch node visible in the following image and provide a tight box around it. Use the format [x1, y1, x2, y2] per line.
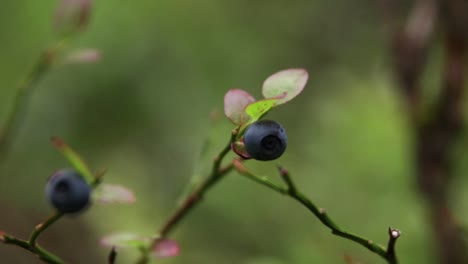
[232, 158, 248, 174]
[35, 224, 43, 231]
[389, 227, 401, 239]
[277, 165, 297, 193]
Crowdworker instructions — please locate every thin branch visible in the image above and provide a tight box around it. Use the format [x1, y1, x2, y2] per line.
[0, 42, 65, 160]
[29, 212, 64, 247]
[234, 164, 400, 264]
[2, 234, 64, 264]
[136, 132, 237, 263]
[108, 246, 117, 264]
[386, 227, 401, 264]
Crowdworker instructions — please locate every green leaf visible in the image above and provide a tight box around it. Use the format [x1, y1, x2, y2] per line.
[51, 137, 94, 183]
[262, 68, 308, 105]
[244, 98, 278, 123]
[93, 184, 136, 204]
[224, 89, 256, 125]
[101, 232, 150, 249]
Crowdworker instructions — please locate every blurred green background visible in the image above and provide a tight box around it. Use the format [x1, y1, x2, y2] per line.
[1, 0, 467, 263]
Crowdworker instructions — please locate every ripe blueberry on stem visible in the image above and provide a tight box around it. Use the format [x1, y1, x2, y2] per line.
[243, 120, 287, 161]
[45, 168, 91, 213]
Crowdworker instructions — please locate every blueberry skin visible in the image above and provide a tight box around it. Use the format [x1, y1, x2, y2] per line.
[243, 120, 287, 161]
[45, 169, 91, 214]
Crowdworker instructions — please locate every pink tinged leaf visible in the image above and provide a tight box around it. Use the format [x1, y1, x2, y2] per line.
[65, 48, 102, 63]
[262, 68, 309, 105]
[93, 184, 136, 204]
[100, 232, 149, 249]
[152, 239, 180, 258]
[54, 0, 92, 34]
[224, 89, 256, 125]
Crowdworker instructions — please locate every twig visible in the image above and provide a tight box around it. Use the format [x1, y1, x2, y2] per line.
[108, 246, 117, 264]
[29, 212, 64, 247]
[136, 132, 237, 263]
[233, 163, 400, 263]
[0, 42, 65, 160]
[2, 234, 64, 264]
[386, 227, 401, 264]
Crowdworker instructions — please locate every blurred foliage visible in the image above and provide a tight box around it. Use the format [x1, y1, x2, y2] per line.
[1, 0, 467, 263]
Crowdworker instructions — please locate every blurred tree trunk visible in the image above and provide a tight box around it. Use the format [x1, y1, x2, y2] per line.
[386, 0, 468, 263]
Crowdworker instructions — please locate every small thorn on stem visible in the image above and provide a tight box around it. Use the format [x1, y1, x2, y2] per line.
[0, 231, 6, 242]
[367, 240, 373, 245]
[277, 166, 297, 194]
[277, 166, 288, 176]
[319, 208, 326, 214]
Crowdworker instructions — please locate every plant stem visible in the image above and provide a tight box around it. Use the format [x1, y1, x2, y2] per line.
[29, 212, 64, 247]
[233, 163, 400, 264]
[136, 132, 236, 263]
[2, 234, 64, 264]
[108, 246, 117, 264]
[0, 42, 64, 160]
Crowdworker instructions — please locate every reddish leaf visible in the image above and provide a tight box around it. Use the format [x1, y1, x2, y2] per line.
[224, 89, 256, 125]
[262, 68, 308, 105]
[54, 0, 92, 34]
[231, 141, 251, 159]
[152, 239, 180, 258]
[65, 48, 102, 63]
[100, 232, 149, 249]
[93, 184, 136, 204]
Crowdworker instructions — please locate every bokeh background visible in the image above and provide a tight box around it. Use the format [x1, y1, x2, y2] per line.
[1, 0, 467, 263]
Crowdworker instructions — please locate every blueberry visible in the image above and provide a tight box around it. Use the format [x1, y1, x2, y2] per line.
[243, 120, 287, 161]
[45, 169, 91, 214]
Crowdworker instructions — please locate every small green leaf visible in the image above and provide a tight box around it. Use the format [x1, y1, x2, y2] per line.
[51, 137, 94, 183]
[262, 68, 308, 105]
[101, 232, 149, 249]
[93, 184, 136, 204]
[244, 98, 278, 123]
[224, 89, 256, 125]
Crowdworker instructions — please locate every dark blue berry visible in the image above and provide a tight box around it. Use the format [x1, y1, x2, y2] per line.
[243, 120, 287, 161]
[45, 169, 91, 214]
